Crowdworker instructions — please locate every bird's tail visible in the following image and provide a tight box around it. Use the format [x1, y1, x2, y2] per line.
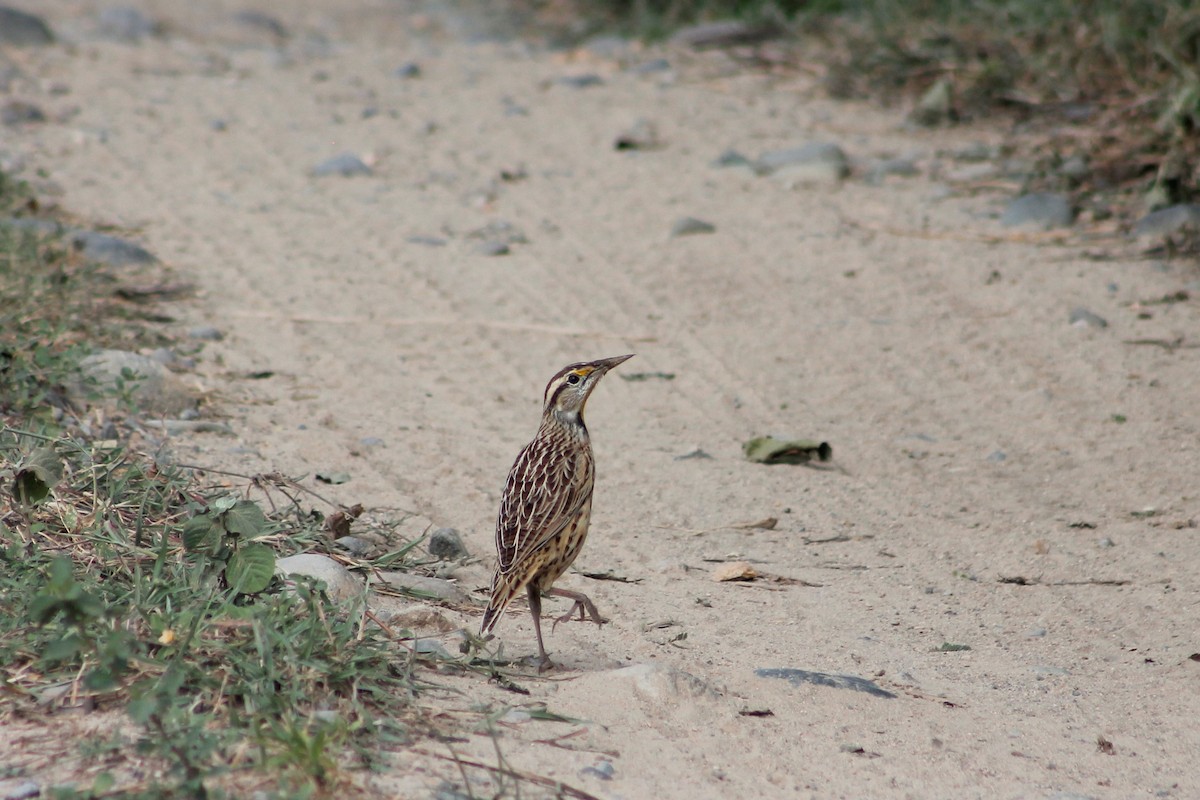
[479, 571, 522, 638]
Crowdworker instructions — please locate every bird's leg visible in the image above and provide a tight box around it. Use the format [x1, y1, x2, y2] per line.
[546, 587, 608, 630]
[526, 585, 554, 672]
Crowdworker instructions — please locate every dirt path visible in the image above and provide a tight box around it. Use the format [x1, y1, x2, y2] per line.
[6, 1, 1200, 797]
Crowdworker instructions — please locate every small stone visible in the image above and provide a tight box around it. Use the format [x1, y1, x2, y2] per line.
[944, 162, 999, 182]
[1098, 536, 1116, 548]
[188, 325, 224, 341]
[358, 436, 385, 447]
[1069, 307, 1108, 328]
[986, 450, 1007, 462]
[756, 142, 850, 185]
[580, 760, 615, 781]
[394, 61, 421, 78]
[428, 527, 469, 560]
[671, 217, 716, 237]
[0, 8, 54, 45]
[629, 58, 671, 74]
[408, 235, 447, 247]
[334, 535, 372, 558]
[864, 158, 919, 185]
[233, 11, 288, 39]
[97, 7, 159, 42]
[412, 638, 452, 659]
[312, 153, 372, 177]
[209, 118, 228, 132]
[558, 74, 603, 89]
[376, 571, 467, 604]
[674, 447, 712, 460]
[909, 77, 956, 127]
[1132, 204, 1200, 239]
[670, 20, 782, 48]
[0, 778, 41, 800]
[712, 561, 757, 582]
[475, 240, 509, 256]
[1060, 155, 1089, 181]
[71, 231, 158, 267]
[276, 554, 364, 604]
[1027, 627, 1048, 638]
[1, 100, 46, 126]
[1001, 193, 1074, 229]
[712, 149, 753, 169]
[614, 118, 662, 151]
[76, 349, 197, 415]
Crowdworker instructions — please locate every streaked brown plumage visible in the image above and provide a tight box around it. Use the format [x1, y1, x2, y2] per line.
[480, 354, 633, 670]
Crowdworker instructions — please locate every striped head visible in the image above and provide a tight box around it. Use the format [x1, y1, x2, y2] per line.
[541, 354, 634, 425]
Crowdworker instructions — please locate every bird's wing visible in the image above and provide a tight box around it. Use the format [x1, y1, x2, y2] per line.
[494, 435, 594, 574]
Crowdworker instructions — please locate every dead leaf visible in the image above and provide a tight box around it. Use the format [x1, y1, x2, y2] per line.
[733, 517, 778, 530]
[1097, 735, 1116, 755]
[712, 561, 758, 582]
[325, 503, 364, 538]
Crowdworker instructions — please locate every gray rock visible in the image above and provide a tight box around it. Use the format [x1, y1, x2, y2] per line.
[629, 58, 671, 75]
[311, 153, 372, 177]
[1098, 536, 1116, 548]
[71, 231, 158, 267]
[865, 157, 919, 185]
[1069, 307, 1108, 329]
[557, 74, 604, 89]
[756, 142, 849, 185]
[467, 219, 527, 246]
[334, 535, 372, 558]
[1060, 155, 1089, 181]
[276, 554, 363, 604]
[670, 217, 716, 237]
[0, 7, 53, 45]
[358, 436, 385, 447]
[76, 349, 197, 415]
[412, 638, 452, 659]
[394, 61, 421, 78]
[232, 10, 288, 40]
[428, 527, 469, 560]
[97, 7, 159, 42]
[670, 20, 782, 49]
[712, 149, 753, 169]
[188, 325, 224, 341]
[1, 100, 46, 126]
[614, 118, 661, 151]
[756, 667, 897, 699]
[1, 217, 63, 236]
[376, 571, 466, 603]
[1001, 193, 1074, 229]
[475, 240, 509, 256]
[1132, 204, 1200, 239]
[1027, 627, 1048, 638]
[986, 450, 1007, 462]
[408, 235, 447, 247]
[0, 778, 41, 800]
[580, 760, 615, 781]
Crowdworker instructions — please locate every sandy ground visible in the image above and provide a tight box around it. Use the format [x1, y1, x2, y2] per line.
[4, 1, 1200, 797]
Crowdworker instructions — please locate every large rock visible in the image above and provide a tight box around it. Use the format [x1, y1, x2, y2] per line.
[76, 349, 198, 415]
[276, 554, 364, 604]
[0, 7, 54, 46]
[756, 142, 849, 185]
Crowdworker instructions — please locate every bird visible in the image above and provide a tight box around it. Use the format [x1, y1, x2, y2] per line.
[480, 354, 634, 671]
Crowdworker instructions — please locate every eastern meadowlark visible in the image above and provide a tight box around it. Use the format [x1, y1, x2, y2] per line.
[480, 354, 634, 670]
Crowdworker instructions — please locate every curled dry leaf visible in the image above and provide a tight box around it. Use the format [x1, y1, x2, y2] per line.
[712, 561, 758, 582]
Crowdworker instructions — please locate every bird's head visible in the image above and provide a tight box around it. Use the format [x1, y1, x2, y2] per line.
[542, 354, 634, 424]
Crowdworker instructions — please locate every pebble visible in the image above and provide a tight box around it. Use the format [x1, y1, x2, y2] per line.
[475, 240, 509, 256]
[674, 447, 712, 460]
[412, 638, 452, 659]
[311, 153, 372, 177]
[394, 61, 421, 79]
[944, 162, 998, 182]
[629, 58, 671, 74]
[376, 571, 467, 604]
[557, 74, 604, 89]
[1001, 193, 1074, 229]
[408, 235, 447, 247]
[614, 118, 662, 151]
[71, 230, 158, 267]
[909, 77, 956, 127]
[986, 450, 1007, 462]
[756, 668, 896, 699]
[1027, 627, 1047, 638]
[670, 216, 715, 237]
[670, 20, 782, 48]
[1, 100, 46, 126]
[756, 142, 850, 185]
[2, 217, 63, 236]
[428, 527, 469, 560]
[580, 760, 615, 781]
[1132, 204, 1200, 239]
[359, 436, 385, 447]
[188, 325, 224, 341]
[0, 779, 40, 800]
[232, 10, 288, 40]
[864, 157, 919, 185]
[276, 554, 364, 604]
[97, 7, 158, 42]
[1068, 307, 1108, 329]
[0, 7, 53, 45]
[334, 535, 372, 558]
[1060, 155, 1089, 181]
[1097, 536, 1116, 548]
[712, 148, 753, 169]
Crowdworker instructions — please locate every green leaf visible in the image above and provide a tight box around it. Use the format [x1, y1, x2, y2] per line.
[210, 494, 240, 514]
[226, 542, 275, 594]
[223, 500, 267, 538]
[43, 632, 84, 662]
[181, 514, 221, 554]
[12, 445, 62, 505]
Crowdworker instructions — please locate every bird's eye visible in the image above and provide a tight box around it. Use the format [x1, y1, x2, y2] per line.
[566, 373, 581, 386]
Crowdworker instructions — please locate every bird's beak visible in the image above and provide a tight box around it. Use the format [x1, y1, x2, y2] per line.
[594, 354, 635, 373]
